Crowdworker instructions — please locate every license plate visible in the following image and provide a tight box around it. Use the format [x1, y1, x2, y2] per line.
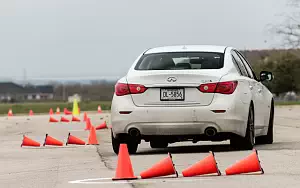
[160, 88, 184, 101]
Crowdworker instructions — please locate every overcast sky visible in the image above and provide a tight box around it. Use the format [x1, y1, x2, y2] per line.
[0, 0, 293, 82]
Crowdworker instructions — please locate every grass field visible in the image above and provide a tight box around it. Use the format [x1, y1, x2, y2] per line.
[0, 100, 299, 115]
[0, 101, 111, 115]
[275, 101, 300, 106]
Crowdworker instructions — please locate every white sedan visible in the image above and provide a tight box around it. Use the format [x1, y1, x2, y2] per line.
[110, 45, 274, 154]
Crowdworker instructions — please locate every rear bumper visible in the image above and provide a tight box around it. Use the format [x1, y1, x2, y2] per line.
[111, 94, 249, 138]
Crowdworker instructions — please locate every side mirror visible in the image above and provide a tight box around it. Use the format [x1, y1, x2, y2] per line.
[260, 71, 273, 82]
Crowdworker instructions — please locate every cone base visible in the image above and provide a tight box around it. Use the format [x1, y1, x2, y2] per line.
[66, 133, 86, 145]
[226, 171, 264, 176]
[43, 134, 63, 146]
[21, 143, 40, 147]
[183, 171, 221, 177]
[21, 145, 40, 147]
[182, 151, 222, 177]
[21, 144, 39, 147]
[174, 171, 179, 178]
[169, 153, 179, 178]
[225, 149, 264, 175]
[254, 149, 264, 175]
[112, 177, 138, 181]
[140, 153, 178, 179]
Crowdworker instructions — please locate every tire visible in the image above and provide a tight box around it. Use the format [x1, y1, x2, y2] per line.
[256, 100, 274, 145]
[111, 130, 138, 155]
[112, 130, 121, 155]
[150, 140, 168, 148]
[231, 104, 255, 150]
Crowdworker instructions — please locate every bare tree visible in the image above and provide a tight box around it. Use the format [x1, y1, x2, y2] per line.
[274, 0, 300, 48]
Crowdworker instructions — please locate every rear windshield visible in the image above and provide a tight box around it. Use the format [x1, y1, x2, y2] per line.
[134, 52, 224, 70]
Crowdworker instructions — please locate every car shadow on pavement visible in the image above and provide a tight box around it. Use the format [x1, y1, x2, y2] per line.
[136, 144, 235, 155]
[136, 141, 300, 155]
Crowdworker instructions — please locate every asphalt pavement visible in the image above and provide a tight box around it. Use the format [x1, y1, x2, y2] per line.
[1, 106, 300, 188]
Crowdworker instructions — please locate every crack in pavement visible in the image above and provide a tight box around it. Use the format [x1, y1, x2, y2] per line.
[95, 146, 142, 188]
[96, 146, 114, 170]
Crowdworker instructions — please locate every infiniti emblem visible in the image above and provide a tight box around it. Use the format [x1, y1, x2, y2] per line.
[167, 77, 177, 82]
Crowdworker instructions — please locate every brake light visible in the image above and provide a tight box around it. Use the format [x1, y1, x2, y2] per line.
[199, 83, 217, 93]
[199, 81, 238, 94]
[215, 81, 238, 94]
[115, 83, 130, 96]
[115, 83, 147, 96]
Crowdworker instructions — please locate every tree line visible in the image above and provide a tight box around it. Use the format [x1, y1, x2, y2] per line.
[244, 50, 300, 96]
[52, 80, 116, 101]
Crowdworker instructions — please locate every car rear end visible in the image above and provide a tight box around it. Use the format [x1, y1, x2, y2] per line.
[111, 46, 248, 143]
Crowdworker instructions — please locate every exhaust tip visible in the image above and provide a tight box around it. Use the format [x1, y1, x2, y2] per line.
[128, 128, 140, 137]
[205, 127, 217, 137]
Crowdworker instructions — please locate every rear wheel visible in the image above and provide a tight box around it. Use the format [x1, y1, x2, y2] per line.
[150, 140, 168, 148]
[231, 105, 255, 150]
[111, 130, 138, 155]
[256, 100, 274, 145]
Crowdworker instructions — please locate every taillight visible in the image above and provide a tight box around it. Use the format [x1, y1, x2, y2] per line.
[115, 83, 130, 96]
[199, 81, 238, 94]
[215, 81, 238, 94]
[115, 83, 147, 96]
[199, 83, 217, 93]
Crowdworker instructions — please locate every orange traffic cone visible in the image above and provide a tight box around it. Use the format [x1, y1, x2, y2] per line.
[56, 107, 60, 115]
[87, 126, 99, 145]
[182, 151, 221, 177]
[71, 116, 81, 122]
[49, 108, 54, 115]
[85, 118, 92, 130]
[60, 116, 70, 122]
[64, 108, 72, 115]
[43, 134, 63, 146]
[83, 112, 88, 122]
[29, 110, 34, 116]
[97, 105, 102, 113]
[7, 109, 13, 116]
[112, 144, 137, 180]
[49, 116, 59, 123]
[66, 133, 85, 145]
[225, 149, 264, 175]
[21, 135, 40, 147]
[95, 121, 107, 130]
[140, 153, 178, 179]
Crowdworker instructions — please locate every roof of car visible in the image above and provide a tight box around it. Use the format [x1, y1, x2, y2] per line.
[144, 45, 228, 54]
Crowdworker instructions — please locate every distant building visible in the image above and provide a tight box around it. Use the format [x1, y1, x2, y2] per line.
[25, 85, 54, 100]
[0, 82, 54, 102]
[0, 82, 27, 102]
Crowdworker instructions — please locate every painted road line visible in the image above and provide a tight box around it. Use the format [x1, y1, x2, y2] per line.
[69, 177, 214, 184]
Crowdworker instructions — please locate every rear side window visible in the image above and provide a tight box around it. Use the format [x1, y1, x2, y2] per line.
[236, 51, 257, 80]
[231, 50, 249, 77]
[134, 52, 224, 70]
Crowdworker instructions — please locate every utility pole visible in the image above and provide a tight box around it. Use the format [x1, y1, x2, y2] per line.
[23, 68, 27, 86]
[62, 84, 66, 101]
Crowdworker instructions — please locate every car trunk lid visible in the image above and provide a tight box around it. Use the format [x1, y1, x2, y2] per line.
[126, 70, 223, 107]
